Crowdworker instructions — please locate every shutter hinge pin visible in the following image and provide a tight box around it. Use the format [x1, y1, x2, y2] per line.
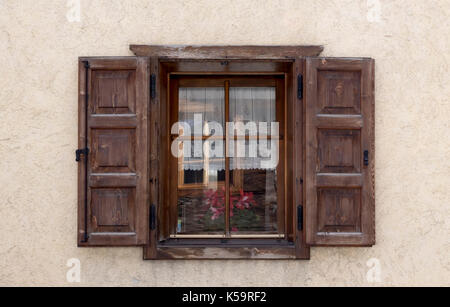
[297, 74, 303, 100]
[150, 74, 156, 99]
[150, 204, 156, 230]
[364, 150, 369, 166]
[297, 205, 303, 231]
[75, 148, 89, 162]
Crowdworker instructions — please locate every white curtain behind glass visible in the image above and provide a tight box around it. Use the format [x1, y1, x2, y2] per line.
[230, 87, 275, 124]
[179, 87, 225, 132]
[179, 87, 224, 171]
[230, 87, 277, 170]
[178, 87, 277, 171]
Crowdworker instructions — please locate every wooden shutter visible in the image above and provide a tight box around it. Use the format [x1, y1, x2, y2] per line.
[78, 57, 149, 246]
[305, 58, 375, 246]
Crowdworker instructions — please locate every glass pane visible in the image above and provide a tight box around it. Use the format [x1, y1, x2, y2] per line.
[177, 87, 226, 234]
[179, 87, 225, 136]
[229, 159, 278, 234]
[183, 169, 204, 185]
[229, 87, 279, 234]
[177, 151, 226, 234]
[230, 87, 276, 125]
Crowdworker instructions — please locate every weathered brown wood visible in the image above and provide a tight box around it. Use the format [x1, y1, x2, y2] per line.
[145, 56, 160, 259]
[155, 246, 297, 260]
[162, 61, 293, 74]
[305, 57, 375, 246]
[79, 57, 137, 69]
[172, 72, 287, 76]
[293, 58, 310, 259]
[169, 234, 285, 239]
[176, 75, 280, 87]
[130, 45, 324, 59]
[77, 59, 87, 245]
[89, 174, 137, 188]
[284, 73, 292, 244]
[316, 114, 363, 128]
[155, 62, 171, 244]
[78, 57, 149, 247]
[88, 115, 138, 128]
[157, 238, 291, 245]
[316, 174, 363, 187]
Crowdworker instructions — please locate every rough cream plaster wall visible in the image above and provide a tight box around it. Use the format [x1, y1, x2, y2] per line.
[0, 0, 449, 286]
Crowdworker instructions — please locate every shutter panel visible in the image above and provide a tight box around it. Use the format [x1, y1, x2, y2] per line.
[305, 58, 375, 246]
[78, 57, 149, 246]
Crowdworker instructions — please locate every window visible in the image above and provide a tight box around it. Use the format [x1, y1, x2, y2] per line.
[77, 46, 375, 259]
[171, 77, 284, 237]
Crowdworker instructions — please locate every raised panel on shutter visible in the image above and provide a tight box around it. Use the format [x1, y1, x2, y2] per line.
[78, 57, 149, 246]
[305, 58, 375, 246]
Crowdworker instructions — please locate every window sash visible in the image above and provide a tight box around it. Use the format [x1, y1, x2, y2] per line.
[170, 78, 285, 238]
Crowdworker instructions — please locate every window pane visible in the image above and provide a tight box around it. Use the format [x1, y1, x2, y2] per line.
[229, 87, 279, 234]
[230, 87, 276, 124]
[179, 87, 225, 136]
[177, 154, 226, 234]
[183, 169, 204, 184]
[229, 163, 278, 234]
[177, 87, 226, 234]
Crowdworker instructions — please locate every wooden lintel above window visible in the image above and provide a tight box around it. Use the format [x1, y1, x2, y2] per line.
[130, 45, 324, 59]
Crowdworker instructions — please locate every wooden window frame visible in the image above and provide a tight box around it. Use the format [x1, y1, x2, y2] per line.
[132, 45, 324, 260]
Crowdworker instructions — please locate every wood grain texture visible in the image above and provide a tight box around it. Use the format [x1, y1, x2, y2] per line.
[130, 45, 324, 59]
[305, 57, 375, 246]
[155, 246, 296, 260]
[77, 59, 87, 245]
[78, 57, 149, 247]
[293, 59, 310, 259]
[145, 56, 160, 259]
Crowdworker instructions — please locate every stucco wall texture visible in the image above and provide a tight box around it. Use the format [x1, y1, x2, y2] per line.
[0, 0, 449, 287]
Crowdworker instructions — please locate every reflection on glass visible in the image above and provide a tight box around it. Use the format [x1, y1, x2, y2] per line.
[177, 87, 226, 234]
[229, 87, 278, 233]
[179, 87, 225, 135]
[176, 86, 280, 235]
[230, 87, 276, 124]
[177, 154, 226, 234]
[229, 163, 278, 234]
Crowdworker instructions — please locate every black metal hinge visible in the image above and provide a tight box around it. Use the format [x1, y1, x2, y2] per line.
[75, 148, 89, 162]
[297, 74, 303, 100]
[150, 204, 156, 230]
[150, 74, 156, 99]
[364, 150, 369, 166]
[297, 205, 303, 231]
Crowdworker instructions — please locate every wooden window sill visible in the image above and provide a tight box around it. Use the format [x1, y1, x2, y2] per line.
[148, 246, 299, 260]
[144, 239, 309, 260]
